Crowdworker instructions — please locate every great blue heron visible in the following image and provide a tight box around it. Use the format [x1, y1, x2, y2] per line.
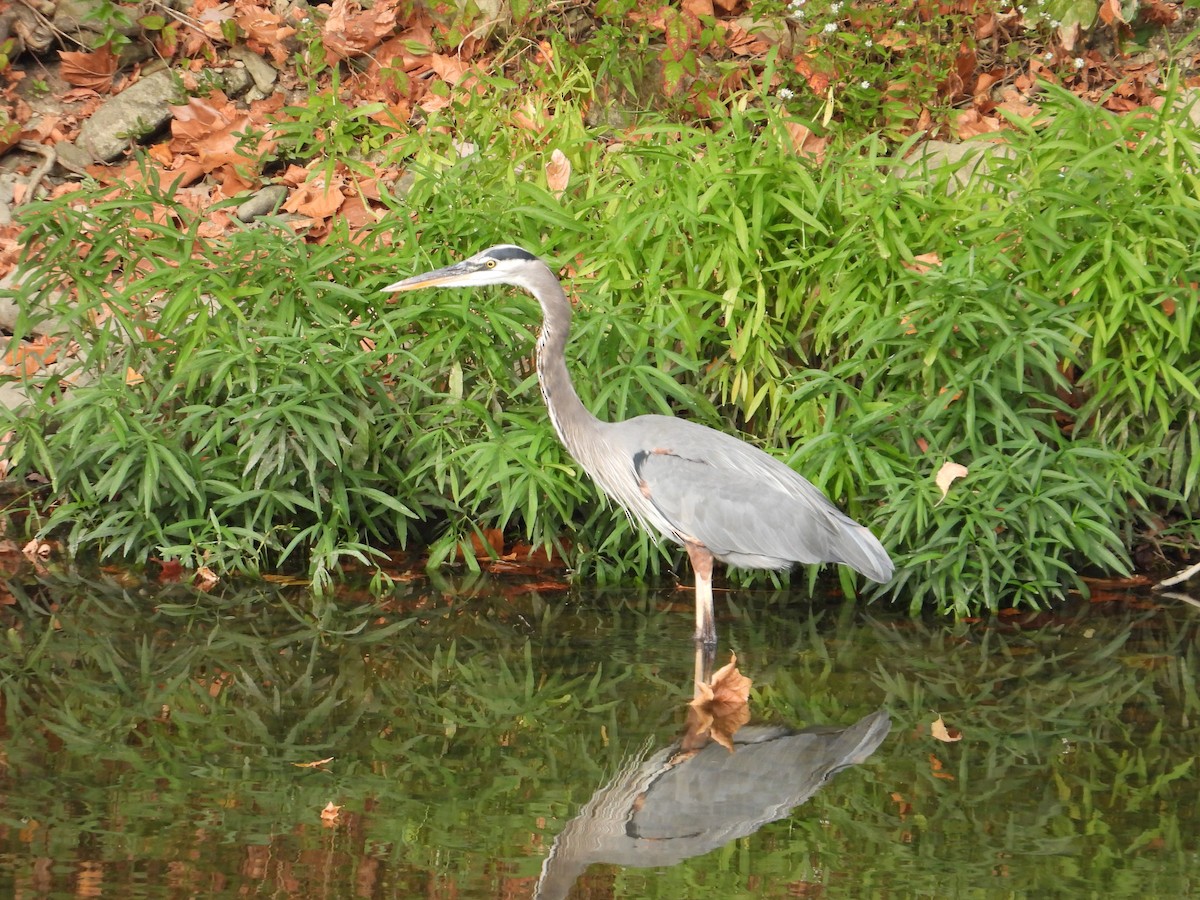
[385, 245, 894, 649]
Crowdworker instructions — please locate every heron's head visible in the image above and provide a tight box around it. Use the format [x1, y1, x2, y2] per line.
[383, 245, 545, 293]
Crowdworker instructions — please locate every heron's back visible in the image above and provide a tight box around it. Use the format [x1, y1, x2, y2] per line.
[589, 415, 893, 582]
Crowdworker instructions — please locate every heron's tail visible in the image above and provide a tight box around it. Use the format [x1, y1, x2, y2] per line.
[834, 523, 894, 583]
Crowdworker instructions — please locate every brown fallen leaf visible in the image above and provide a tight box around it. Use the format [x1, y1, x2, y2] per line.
[194, 566, 219, 591]
[323, 0, 399, 63]
[688, 654, 753, 751]
[545, 148, 571, 198]
[931, 715, 963, 742]
[234, 1, 298, 65]
[21, 538, 52, 563]
[2, 334, 61, 377]
[283, 175, 348, 220]
[293, 757, 335, 769]
[782, 119, 827, 162]
[1098, 0, 1128, 26]
[935, 461, 969, 503]
[995, 86, 1041, 122]
[320, 801, 342, 825]
[929, 752, 956, 780]
[902, 252, 942, 275]
[59, 45, 120, 94]
[953, 107, 1003, 139]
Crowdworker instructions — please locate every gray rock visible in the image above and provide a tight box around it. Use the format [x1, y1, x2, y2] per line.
[227, 47, 279, 94]
[904, 139, 1016, 194]
[236, 184, 289, 222]
[53, 141, 93, 176]
[222, 64, 254, 99]
[54, 0, 138, 38]
[0, 382, 29, 412]
[75, 69, 184, 163]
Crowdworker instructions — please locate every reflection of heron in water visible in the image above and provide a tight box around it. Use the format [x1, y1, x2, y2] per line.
[533, 709, 891, 899]
[386, 246, 894, 663]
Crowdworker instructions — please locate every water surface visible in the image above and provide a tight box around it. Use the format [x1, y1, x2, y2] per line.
[0, 574, 1196, 897]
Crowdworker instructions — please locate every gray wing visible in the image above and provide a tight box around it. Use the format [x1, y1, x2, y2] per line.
[620, 417, 893, 582]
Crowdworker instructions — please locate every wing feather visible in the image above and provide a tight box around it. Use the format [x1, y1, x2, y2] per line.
[616, 417, 892, 582]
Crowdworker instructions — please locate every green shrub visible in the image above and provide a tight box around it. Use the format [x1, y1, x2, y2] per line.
[3, 190, 423, 591]
[2, 85, 1197, 612]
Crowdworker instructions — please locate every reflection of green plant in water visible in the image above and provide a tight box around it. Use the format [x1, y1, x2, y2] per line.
[1, 576, 1197, 895]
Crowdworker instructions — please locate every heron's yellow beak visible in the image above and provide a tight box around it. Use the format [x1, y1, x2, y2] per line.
[383, 260, 481, 293]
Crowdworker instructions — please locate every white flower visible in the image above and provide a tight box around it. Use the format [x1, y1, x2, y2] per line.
[791, 9, 805, 19]
[865, 39, 873, 47]
[830, 1, 841, 11]
[778, 87, 796, 100]
[824, 22, 838, 33]
[1051, 19, 1061, 26]
[1018, 4, 1027, 12]
[860, 80, 871, 89]
[1074, 57, 1085, 69]
[1044, 51, 1054, 60]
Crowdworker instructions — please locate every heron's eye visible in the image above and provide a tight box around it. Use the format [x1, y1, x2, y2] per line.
[485, 259, 496, 269]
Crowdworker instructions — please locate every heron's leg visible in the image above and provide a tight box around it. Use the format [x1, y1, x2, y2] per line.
[685, 541, 717, 650]
[693, 640, 717, 698]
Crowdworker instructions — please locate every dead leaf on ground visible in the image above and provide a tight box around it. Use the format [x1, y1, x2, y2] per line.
[902, 252, 941, 274]
[931, 715, 963, 742]
[293, 757, 335, 769]
[59, 45, 120, 94]
[283, 174, 348, 220]
[935, 461, 969, 503]
[782, 120, 827, 162]
[2, 334, 61, 377]
[954, 107, 1003, 139]
[194, 566, 219, 590]
[21, 538, 52, 563]
[323, 0, 400, 63]
[995, 86, 1041, 122]
[721, 19, 768, 57]
[1098, 0, 1128, 26]
[545, 148, 571, 197]
[234, 0, 298, 64]
[929, 753, 956, 780]
[169, 92, 277, 196]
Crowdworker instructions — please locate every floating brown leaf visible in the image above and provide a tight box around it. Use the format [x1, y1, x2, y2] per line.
[688, 654, 753, 751]
[320, 801, 342, 825]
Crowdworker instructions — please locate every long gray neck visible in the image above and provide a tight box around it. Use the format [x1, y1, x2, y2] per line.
[532, 269, 605, 456]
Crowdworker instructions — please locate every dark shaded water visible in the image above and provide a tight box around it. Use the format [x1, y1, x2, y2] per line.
[0, 573, 1197, 897]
